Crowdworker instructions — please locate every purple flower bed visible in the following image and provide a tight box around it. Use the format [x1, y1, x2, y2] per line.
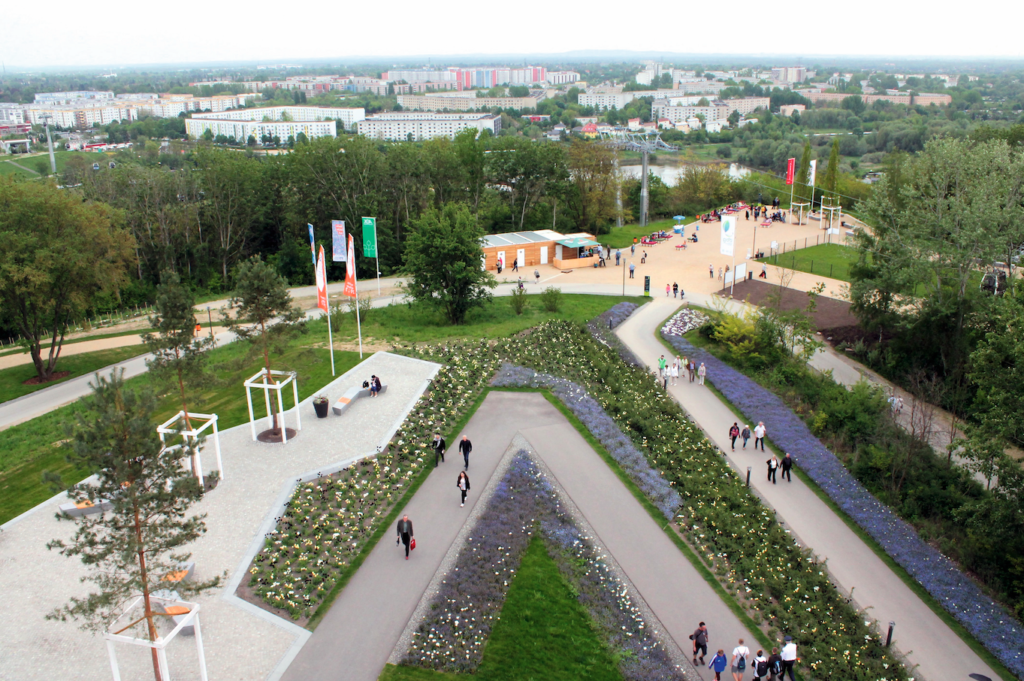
[404, 451, 683, 680]
[587, 301, 645, 367]
[492, 364, 681, 521]
[663, 334, 1024, 678]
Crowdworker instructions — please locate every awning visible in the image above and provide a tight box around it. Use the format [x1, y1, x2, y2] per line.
[557, 237, 600, 248]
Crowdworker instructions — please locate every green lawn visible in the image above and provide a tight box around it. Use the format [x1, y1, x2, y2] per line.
[602, 219, 679, 249]
[759, 243, 860, 282]
[0, 346, 147, 403]
[380, 535, 622, 681]
[0, 159, 39, 178]
[328, 294, 646, 344]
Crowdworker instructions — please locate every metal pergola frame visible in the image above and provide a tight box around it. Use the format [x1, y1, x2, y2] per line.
[157, 412, 223, 488]
[104, 594, 207, 681]
[244, 368, 301, 443]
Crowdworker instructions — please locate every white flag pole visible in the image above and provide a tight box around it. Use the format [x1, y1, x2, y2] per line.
[326, 288, 335, 376]
[376, 253, 381, 296]
[354, 272, 363, 359]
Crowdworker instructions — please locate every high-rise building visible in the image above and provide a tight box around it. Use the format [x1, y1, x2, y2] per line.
[191, 105, 365, 131]
[771, 67, 807, 83]
[357, 113, 501, 141]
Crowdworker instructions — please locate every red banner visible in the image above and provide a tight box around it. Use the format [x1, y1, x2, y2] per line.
[785, 157, 795, 185]
[316, 246, 329, 313]
[343, 234, 357, 298]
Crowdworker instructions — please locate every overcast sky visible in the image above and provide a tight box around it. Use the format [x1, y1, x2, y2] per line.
[5, 0, 1023, 69]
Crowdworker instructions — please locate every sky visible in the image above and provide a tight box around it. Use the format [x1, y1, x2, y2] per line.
[5, 0, 1024, 69]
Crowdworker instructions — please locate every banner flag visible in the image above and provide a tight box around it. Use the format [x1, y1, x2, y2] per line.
[362, 217, 377, 258]
[331, 220, 346, 262]
[785, 157, 795, 185]
[308, 224, 316, 265]
[808, 160, 817, 187]
[343, 234, 357, 298]
[720, 215, 736, 257]
[316, 246, 329, 313]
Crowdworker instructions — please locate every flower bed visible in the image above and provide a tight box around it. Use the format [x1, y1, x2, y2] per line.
[661, 309, 710, 336]
[404, 450, 683, 681]
[246, 347, 501, 621]
[662, 333, 1024, 678]
[587, 301, 644, 367]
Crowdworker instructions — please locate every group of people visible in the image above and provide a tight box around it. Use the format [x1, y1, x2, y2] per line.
[746, 205, 787, 223]
[694, 623, 798, 681]
[664, 282, 685, 298]
[726, 420, 794, 482]
[699, 209, 723, 223]
[658, 354, 706, 387]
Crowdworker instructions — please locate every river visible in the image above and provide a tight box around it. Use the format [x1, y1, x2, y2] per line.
[619, 163, 750, 185]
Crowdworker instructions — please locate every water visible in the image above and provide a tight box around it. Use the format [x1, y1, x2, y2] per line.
[619, 163, 750, 185]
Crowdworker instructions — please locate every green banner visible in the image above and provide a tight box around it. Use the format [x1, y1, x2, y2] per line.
[362, 217, 377, 258]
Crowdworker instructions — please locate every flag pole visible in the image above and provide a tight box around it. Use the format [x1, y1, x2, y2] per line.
[326, 288, 335, 376]
[354, 280, 363, 359]
[376, 253, 381, 296]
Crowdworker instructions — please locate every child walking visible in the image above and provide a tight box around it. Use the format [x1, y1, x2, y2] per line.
[708, 649, 729, 681]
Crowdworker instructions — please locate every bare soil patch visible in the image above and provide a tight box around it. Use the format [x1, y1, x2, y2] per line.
[718, 279, 857, 331]
[22, 370, 71, 385]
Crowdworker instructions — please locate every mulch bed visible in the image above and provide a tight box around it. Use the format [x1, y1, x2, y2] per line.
[718, 279, 857, 331]
[23, 370, 71, 385]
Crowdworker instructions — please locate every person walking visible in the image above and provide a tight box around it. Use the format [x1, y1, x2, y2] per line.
[670, 360, 679, 386]
[456, 471, 470, 507]
[396, 515, 414, 560]
[629, 262, 635, 279]
[745, 210, 750, 221]
[731, 639, 751, 681]
[641, 250, 647, 264]
[780, 637, 797, 681]
[709, 263, 714, 279]
[718, 266, 723, 281]
[458, 435, 473, 470]
[690, 621, 709, 665]
[708, 650, 729, 681]
[512, 257, 518, 272]
[729, 422, 740, 450]
[666, 283, 671, 297]
[760, 263, 767, 279]
[689, 359, 697, 382]
[697, 362, 707, 386]
[753, 421, 766, 451]
[673, 282, 679, 298]
[616, 249, 621, 265]
[741, 424, 751, 449]
[752, 649, 769, 681]
[432, 432, 446, 467]
[658, 355, 667, 377]
[534, 268, 540, 285]
[767, 648, 783, 681]
[781, 453, 793, 482]
[766, 454, 779, 484]
[631, 243, 636, 256]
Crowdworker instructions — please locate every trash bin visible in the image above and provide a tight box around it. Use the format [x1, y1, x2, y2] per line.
[748, 271, 753, 280]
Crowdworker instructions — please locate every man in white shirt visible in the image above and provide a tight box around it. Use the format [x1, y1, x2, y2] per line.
[753, 421, 766, 451]
[731, 638, 751, 681]
[780, 636, 798, 681]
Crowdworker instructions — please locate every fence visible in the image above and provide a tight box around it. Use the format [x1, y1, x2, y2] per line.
[0, 305, 157, 349]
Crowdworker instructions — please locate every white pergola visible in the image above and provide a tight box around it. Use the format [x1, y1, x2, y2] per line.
[104, 593, 207, 681]
[157, 412, 223, 488]
[244, 368, 301, 443]
[791, 201, 810, 225]
[820, 196, 842, 240]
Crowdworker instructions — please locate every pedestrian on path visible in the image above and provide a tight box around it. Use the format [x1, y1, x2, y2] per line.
[432, 432, 446, 467]
[698, 362, 707, 385]
[741, 424, 751, 449]
[670, 361, 679, 386]
[731, 639, 751, 681]
[534, 269, 540, 285]
[767, 454, 779, 484]
[780, 637, 797, 681]
[666, 283, 671, 297]
[781, 453, 793, 482]
[708, 650, 729, 681]
[457, 471, 470, 507]
[658, 355, 667, 376]
[631, 242, 636, 256]
[673, 282, 679, 297]
[709, 263, 714, 278]
[396, 515, 414, 559]
[512, 258, 518, 272]
[718, 266, 723, 281]
[767, 648, 783, 681]
[753, 649, 769, 680]
[629, 262, 635, 279]
[689, 359, 696, 383]
[459, 435, 473, 470]
[745, 210, 750, 221]
[641, 250, 647, 264]
[753, 421, 766, 451]
[690, 621, 709, 665]
[760, 263, 767, 279]
[616, 249, 621, 265]
[729, 422, 740, 450]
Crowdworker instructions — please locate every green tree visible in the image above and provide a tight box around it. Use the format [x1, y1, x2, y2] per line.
[195, 147, 265, 282]
[0, 179, 134, 382]
[727, 109, 741, 127]
[403, 203, 495, 324]
[142, 271, 215, 478]
[224, 256, 304, 436]
[823, 138, 841, 200]
[47, 372, 219, 681]
[795, 141, 812, 188]
[508, 85, 530, 98]
[486, 139, 568, 232]
[566, 140, 618, 234]
[201, 129, 214, 142]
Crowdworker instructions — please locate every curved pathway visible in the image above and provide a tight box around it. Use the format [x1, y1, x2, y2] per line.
[615, 297, 997, 681]
[284, 391, 754, 681]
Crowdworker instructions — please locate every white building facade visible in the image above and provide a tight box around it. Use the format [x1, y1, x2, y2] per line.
[191, 105, 365, 130]
[185, 118, 336, 141]
[357, 113, 501, 141]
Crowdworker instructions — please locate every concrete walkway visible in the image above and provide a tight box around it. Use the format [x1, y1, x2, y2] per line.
[616, 297, 997, 681]
[285, 392, 755, 681]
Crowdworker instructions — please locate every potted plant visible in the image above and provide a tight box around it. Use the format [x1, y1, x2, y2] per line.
[313, 394, 330, 419]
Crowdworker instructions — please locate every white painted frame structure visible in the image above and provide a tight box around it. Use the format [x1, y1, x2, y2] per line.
[104, 594, 207, 681]
[791, 201, 809, 226]
[244, 368, 301, 443]
[156, 412, 224, 488]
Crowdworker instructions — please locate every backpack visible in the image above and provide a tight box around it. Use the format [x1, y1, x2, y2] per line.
[771, 659, 782, 674]
[756, 659, 769, 676]
[737, 656, 746, 671]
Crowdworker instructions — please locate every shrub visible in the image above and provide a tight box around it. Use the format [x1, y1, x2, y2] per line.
[509, 287, 527, 315]
[540, 286, 562, 312]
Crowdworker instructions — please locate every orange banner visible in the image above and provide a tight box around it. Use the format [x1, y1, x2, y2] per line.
[343, 234, 357, 298]
[316, 245, 329, 313]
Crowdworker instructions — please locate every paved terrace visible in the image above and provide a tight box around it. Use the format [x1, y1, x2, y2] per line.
[0, 352, 439, 681]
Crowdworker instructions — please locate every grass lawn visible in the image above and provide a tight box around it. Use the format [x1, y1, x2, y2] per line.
[380, 535, 622, 681]
[327, 294, 647, 344]
[0, 159, 39, 178]
[759, 243, 860, 282]
[602, 219, 679, 249]
[0, 346, 147, 403]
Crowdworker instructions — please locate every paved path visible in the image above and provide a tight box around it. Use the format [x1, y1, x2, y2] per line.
[616, 297, 997, 681]
[285, 391, 755, 681]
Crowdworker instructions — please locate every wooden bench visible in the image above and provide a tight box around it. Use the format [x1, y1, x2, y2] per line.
[59, 498, 114, 518]
[332, 384, 388, 416]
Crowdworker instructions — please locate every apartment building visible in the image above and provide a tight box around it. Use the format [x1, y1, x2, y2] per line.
[771, 67, 807, 83]
[546, 71, 581, 85]
[651, 97, 769, 124]
[33, 91, 114, 105]
[184, 118, 336, 141]
[25, 104, 138, 127]
[357, 113, 501, 141]
[383, 67, 547, 88]
[0, 104, 26, 125]
[803, 91, 912, 106]
[396, 94, 538, 111]
[192, 105, 365, 130]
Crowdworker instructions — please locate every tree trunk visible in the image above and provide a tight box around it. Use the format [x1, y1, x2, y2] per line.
[176, 357, 196, 477]
[135, 501, 163, 681]
[261, 319, 278, 432]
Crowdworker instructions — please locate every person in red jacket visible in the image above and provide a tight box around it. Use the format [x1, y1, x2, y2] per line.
[729, 423, 740, 451]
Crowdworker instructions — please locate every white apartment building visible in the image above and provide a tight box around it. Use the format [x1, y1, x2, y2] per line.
[25, 104, 138, 127]
[396, 94, 537, 111]
[136, 93, 259, 118]
[0, 104, 26, 125]
[771, 67, 806, 83]
[651, 97, 769, 125]
[357, 113, 501, 141]
[185, 118, 336, 141]
[192, 105, 365, 131]
[546, 71, 580, 85]
[33, 91, 114, 105]
[579, 92, 637, 110]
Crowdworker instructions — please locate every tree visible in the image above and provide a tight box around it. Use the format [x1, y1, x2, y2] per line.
[142, 271, 214, 477]
[822, 138, 841, 200]
[727, 109, 741, 127]
[403, 203, 496, 325]
[795, 141, 812, 188]
[508, 85, 530, 98]
[0, 179, 134, 382]
[47, 372, 219, 681]
[224, 256, 304, 435]
[195, 147, 265, 282]
[486, 139, 568, 232]
[566, 140, 618, 234]
[201, 129, 214, 142]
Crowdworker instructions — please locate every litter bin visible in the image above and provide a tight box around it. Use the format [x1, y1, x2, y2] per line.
[748, 271, 753, 280]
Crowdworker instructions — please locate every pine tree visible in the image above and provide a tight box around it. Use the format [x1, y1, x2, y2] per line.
[823, 138, 841, 200]
[795, 141, 812, 201]
[142, 271, 214, 478]
[47, 372, 219, 681]
[225, 256, 304, 436]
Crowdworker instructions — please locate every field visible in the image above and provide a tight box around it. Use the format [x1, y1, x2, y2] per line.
[0, 346, 146, 403]
[601, 219, 679, 249]
[759, 243, 861, 282]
